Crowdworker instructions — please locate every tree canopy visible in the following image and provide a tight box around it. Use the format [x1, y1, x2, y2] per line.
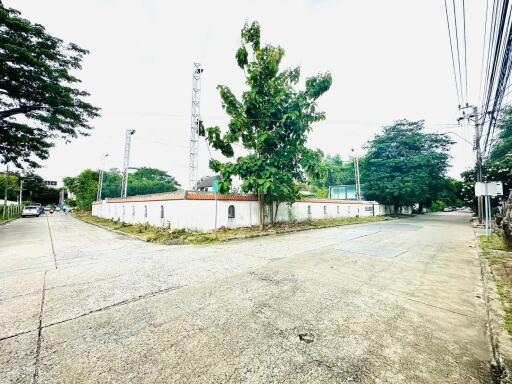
[362, 120, 453, 214]
[200, 21, 332, 228]
[0, 171, 59, 204]
[306, 153, 358, 198]
[460, 106, 512, 212]
[65, 167, 181, 211]
[0, 3, 99, 168]
[64, 169, 98, 211]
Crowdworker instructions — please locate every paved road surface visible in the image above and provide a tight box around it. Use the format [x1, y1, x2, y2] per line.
[0, 213, 493, 383]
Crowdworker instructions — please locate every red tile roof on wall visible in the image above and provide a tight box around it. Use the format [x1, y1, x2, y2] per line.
[186, 192, 258, 201]
[97, 192, 186, 204]
[302, 198, 367, 205]
[93, 191, 374, 204]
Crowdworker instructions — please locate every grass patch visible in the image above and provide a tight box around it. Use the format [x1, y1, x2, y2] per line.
[74, 211, 396, 245]
[479, 233, 512, 334]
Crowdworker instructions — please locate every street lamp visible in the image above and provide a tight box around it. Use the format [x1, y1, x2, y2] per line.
[97, 153, 109, 201]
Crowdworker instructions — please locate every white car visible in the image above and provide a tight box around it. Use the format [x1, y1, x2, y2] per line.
[22, 205, 40, 218]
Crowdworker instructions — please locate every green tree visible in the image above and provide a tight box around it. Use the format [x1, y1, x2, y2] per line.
[21, 173, 60, 204]
[362, 120, 453, 215]
[101, 169, 122, 198]
[0, 171, 60, 204]
[491, 106, 512, 160]
[460, 169, 478, 212]
[430, 178, 464, 211]
[460, 106, 512, 215]
[200, 21, 332, 229]
[0, 4, 99, 168]
[127, 167, 180, 196]
[100, 167, 180, 198]
[310, 153, 357, 189]
[64, 169, 98, 211]
[486, 106, 512, 199]
[0, 171, 19, 201]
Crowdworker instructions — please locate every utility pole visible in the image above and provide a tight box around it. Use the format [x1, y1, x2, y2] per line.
[189, 63, 203, 190]
[352, 149, 362, 200]
[97, 153, 109, 201]
[121, 130, 135, 198]
[19, 179, 23, 207]
[3, 164, 9, 220]
[459, 105, 483, 223]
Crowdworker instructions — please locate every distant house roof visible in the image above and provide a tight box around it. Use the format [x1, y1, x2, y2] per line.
[196, 176, 221, 189]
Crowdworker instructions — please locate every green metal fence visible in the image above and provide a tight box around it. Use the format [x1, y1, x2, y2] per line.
[0, 204, 22, 222]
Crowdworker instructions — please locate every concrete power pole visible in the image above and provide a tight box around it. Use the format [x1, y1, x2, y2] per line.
[352, 149, 362, 200]
[19, 179, 23, 206]
[121, 130, 135, 198]
[97, 153, 109, 201]
[473, 107, 484, 223]
[3, 164, 8, 219]
[189, 63, 203, 190]
[459, 105, 484, 223]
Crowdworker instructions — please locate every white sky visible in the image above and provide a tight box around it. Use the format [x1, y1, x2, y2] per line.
[7, 0, 489, 186]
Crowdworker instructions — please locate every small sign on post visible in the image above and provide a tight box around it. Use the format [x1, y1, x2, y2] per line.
[475, 181, 503, 197]
[213, 178, 219, 237]
[474, 181, 504, 237]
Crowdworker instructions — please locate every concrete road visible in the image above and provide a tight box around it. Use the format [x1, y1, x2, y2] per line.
[0, 213, 493, 383]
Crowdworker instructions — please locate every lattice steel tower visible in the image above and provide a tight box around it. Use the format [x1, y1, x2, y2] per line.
[189, 63, 203, 190]
[352, 148, 362, 200]
[121, 129, 136, 197]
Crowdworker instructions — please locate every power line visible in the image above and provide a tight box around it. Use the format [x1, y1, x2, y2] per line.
[444, 0, 462, 106]
[479, 0, 490, 103]
[452, 0, 465, 104]
[462, 0, 468, 105]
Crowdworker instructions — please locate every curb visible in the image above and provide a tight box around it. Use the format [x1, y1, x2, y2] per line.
[476, 233, 512, 383]
[0, 217, 19, 226]
[204, 217, 397, 245]
[71, 215, 149, 242]
[73, 215, 396, 246]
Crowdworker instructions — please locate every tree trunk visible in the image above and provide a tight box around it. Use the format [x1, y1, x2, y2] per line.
[269, 202, 274, 225]
[393, 204, 399, 217]
[258, 191, 264, 231]
[418, 203, 424, 214]
[274, 202, 280, 223]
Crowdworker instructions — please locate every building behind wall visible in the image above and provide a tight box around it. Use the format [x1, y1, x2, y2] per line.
[92, 191, 395, 232]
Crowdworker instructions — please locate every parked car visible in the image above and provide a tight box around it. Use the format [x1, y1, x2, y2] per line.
[443, 206, 456, 212]
[22, 205, 40, 218]
[31, 203, 44, 215]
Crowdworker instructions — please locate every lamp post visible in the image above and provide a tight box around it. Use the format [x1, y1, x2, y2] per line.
[97, 153, 109, 201]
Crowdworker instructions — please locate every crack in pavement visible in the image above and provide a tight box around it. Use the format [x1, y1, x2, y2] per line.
[45, 214, 57, 270]
[0, 284, 184, 342]
[32, 270, 47, 384]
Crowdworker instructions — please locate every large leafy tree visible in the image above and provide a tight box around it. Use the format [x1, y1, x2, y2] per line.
[0, 171, 59, 204]
[128, 167, 180, 196]
[64, 169, 98, 211]
[0, 3, 99, 168]
[486, 106, 512, 199]
[306, 153, 359, 198]
[200, 21, 332, 229]
[362, 120, 453, 215]
[461, 106, 512, 213]
[66, 167, 181, 210]
[309, 153, 357, 190]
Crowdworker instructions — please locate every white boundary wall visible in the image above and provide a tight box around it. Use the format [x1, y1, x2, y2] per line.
[92, 193, 395, 232]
